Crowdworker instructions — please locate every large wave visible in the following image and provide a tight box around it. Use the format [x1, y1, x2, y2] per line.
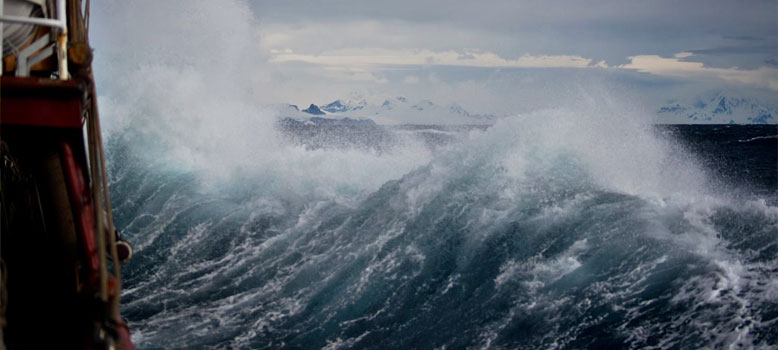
[107, 106, 778, 349]
[94, 1, 778, 349]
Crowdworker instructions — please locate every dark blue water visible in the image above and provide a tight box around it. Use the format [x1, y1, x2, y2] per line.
[109, 120, 777, 350]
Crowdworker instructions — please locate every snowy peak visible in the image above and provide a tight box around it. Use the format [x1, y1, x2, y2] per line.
[302, 104, 326, 115]
[712, 95, 731, 114]
[322, 97, 496, 125]
[657, 92, 777, 124]
[321, 100, 365, 113]
[321, 100, 346, 113]
[448, 104, 470, 117]
[276, 96, 497, 125]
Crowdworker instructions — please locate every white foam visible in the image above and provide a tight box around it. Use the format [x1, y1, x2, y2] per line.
[738, 135, 778, 143]
[94, 0, 433, 204]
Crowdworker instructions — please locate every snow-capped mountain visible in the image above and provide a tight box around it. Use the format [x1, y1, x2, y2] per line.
[320, 100, 366, 113]
[656, 92, 777, 124]
[309, 96, 496, 125]
[302, 104, 326, 115]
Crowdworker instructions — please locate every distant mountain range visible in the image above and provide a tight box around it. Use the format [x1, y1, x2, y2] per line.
[280, 96, 497, 125]
[656, 92, 777, 124]
[272, 91, 777, 125]
[301, 104, 326, 115]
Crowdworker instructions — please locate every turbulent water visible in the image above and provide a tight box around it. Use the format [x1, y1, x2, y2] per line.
[107, 113, 778, 349]
[91, 2, 778, 348]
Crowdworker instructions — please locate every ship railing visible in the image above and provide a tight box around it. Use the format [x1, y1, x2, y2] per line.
[0, 0, 69, 79]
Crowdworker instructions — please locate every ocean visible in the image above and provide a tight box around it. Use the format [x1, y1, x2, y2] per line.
[108, 116, 777, 349]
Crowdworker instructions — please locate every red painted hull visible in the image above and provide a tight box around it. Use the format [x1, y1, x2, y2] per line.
[1, 76, 84, 129]
[1, 76, 134, 350]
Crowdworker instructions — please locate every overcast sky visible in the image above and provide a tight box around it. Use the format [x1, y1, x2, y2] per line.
[93, 0, 777, 115]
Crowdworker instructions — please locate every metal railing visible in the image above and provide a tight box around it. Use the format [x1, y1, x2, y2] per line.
[0, 0, 68, 79]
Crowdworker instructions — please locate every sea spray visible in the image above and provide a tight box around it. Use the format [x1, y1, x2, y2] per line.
[94, 0, 434, 201]
[106, 109, 778, 349]
[92, 1, 778, 349]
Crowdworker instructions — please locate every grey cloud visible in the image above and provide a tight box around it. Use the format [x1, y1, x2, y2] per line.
[90, 0, 777, 121]
[251, 0, 776, 69]
[457, 53, 477, 60]
[689, 46, 776, 55]
[250, 0, 776, 39]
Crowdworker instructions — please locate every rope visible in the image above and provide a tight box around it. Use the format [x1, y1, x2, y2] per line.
[86, 88, 109, 303]
[88, 67, 123, 317]
[84, 0, 90, 33]
[75, 0, 118, 312]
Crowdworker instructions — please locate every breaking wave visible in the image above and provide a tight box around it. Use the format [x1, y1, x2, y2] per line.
[93, 0, 778, 349]
[106, 107, 778, 349]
